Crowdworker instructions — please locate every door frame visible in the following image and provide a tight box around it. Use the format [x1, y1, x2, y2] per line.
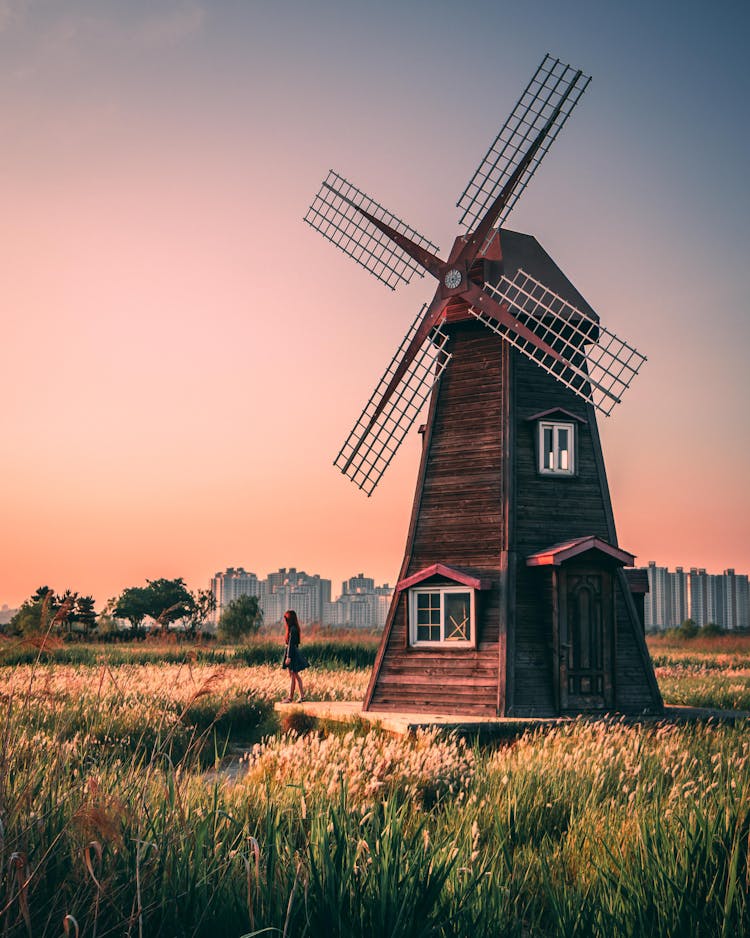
[553, 563, 616, 712]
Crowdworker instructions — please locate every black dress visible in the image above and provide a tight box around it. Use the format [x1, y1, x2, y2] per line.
[283, 625, 308, 672]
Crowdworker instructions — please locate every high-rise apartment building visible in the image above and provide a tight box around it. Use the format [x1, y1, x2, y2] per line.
[724, 569, 750, 631]
[210, 568, 260, 625]
[644, 563, 749, 631]
[211, 566, 392, 628]
[323, 575, 392, 627]
[645, 562, 672, 630]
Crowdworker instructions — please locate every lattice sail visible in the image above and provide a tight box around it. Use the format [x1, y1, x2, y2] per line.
[469, 269, 646, 416]
[304, 170, 440, 290]
[334, 309, 452, 495]
[457, 55, 590, 235]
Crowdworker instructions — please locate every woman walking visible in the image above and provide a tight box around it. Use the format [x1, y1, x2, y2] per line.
[282, 609, 308, 702]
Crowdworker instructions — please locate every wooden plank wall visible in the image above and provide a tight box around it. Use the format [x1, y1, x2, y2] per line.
[368, 323, 504, 715]
[369, 229, 662, 717]
[511, 351, 661, 714]
[504, 228, 662, 716]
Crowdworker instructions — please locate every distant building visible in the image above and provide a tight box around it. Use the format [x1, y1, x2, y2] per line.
[0, 604, 18, 626]
[210, 568, 260, 626]
[723, 570, 749, 631]
[258, 568, 332, 625]
[643, 563, 749, 631]
[645, 562, 672, 630]
[211, 566, 331, 627]
[324, 574, 392, 628]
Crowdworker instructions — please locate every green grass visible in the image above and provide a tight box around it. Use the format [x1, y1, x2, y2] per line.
[0, 636, 378, 669]
[2, 636, 750, 935]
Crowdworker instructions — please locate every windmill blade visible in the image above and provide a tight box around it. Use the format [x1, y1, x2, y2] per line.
[335, 308, 452, 495]
[469, 269, 646, 416]
[305, 170, 440, 290]
[457, 55, 590, 235]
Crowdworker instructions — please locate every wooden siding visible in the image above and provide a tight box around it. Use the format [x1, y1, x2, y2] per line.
[367, 322, 504, 715]
[366, 228, 662, 717]
[504, 230, 661, 716]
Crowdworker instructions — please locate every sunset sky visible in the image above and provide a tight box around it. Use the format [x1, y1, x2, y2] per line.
[2, 0, 749, 608]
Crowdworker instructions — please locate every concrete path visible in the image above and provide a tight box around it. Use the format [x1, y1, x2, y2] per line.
[274, 700, 750, 737]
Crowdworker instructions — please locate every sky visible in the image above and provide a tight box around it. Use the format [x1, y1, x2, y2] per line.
[1, 0, 749, 608]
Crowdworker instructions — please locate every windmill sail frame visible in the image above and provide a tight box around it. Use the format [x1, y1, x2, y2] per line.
[304, 170, 440, 290]
[471, 269, 646, 416]
[334, 311, 452, 495]
[457, 54, 590, 235]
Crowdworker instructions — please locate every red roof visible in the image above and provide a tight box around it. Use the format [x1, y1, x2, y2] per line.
[526, 536, 635, 568]
[396, 563, 492, 592]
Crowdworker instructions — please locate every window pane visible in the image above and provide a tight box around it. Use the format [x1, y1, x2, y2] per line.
[414, 593, 440, 642]
[543, 427, 554, 469]
[558, 428, 569, 470]
[444, 592, 471, 641]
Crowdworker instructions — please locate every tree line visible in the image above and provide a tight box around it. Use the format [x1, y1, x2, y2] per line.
[3, 579, 263, 641]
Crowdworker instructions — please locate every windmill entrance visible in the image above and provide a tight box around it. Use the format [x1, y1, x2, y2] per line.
[559, 567, 613, 710]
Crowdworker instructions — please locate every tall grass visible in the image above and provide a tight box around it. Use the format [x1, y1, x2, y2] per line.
[2, 642, 750, 935]
[0, 637, 378, 670]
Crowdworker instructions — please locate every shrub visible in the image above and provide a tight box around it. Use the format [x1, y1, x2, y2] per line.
[678, 618, 699, 639]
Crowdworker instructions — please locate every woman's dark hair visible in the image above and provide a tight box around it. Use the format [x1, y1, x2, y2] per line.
[284, 609, 301, 645]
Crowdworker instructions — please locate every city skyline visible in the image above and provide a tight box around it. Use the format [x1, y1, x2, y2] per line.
[644, 562, 749, 631]
[4, 555, 750, 617]
[1, 1, 748, 608]
[209, 566, 392, 628]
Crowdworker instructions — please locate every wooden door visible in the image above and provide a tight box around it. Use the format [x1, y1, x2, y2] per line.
[558, 567, 614, 710]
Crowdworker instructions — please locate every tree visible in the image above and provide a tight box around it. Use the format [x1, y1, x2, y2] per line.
[184, 588, 217, 639]
[114, 578, 195, 632]
[145, 578, 195, 631]
[73, 596, 97, 635]
[10, 587, 56, 635]
[113, 586, 152, 628]
[678, 618, 699, 639]
[218, 595, 263, 642]
[51, 590, 78, 634]
[31, 585, 53, 604]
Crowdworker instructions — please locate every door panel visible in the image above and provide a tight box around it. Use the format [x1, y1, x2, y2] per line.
[559, 568, 614, 710]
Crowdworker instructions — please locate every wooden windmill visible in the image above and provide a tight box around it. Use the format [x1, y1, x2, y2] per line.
[305, 55, 662, 717]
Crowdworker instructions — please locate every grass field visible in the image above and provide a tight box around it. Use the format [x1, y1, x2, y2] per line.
[1, 633, 749, 936]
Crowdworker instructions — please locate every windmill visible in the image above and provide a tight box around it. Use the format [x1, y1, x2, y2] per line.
[305, 55, 662, 717]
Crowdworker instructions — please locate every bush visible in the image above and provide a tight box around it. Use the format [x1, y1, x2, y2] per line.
[678, 618, 699, 639]
[218, 595, 263, 642]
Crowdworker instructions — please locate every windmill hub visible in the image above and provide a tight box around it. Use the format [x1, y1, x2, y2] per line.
[444, 268, 463, 289]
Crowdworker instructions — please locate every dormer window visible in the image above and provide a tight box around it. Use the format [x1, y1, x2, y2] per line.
[409, 586, 475, 647]
[539, 420, 575, 474]
[527, 409, 583, 477]
[395, 563, 489, 650]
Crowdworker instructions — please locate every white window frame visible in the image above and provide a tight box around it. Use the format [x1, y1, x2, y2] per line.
[408, 586, 476, 648]
[538, 420, 576, 476]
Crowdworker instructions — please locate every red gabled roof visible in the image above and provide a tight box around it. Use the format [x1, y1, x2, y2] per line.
[396, 563, 492, 593]
[526, 536, 635, 568]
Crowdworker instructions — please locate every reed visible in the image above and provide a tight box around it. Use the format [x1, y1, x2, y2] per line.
[1, 647, 749, 935]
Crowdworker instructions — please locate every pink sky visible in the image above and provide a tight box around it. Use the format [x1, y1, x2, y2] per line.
[1, 1, 748, 608]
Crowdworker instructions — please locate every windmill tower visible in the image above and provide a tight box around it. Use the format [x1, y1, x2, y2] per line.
[305, 55, 662, 717]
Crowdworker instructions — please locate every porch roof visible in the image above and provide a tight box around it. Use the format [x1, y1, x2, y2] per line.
[526, 536, 635, 568]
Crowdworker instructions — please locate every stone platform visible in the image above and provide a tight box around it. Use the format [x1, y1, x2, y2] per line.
[274, 700, 750, 738]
